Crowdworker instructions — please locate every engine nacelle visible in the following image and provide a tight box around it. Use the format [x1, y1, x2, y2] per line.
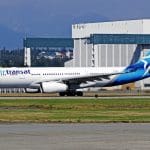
[42, 82, 68, 93]
[25, 88, 40, 93]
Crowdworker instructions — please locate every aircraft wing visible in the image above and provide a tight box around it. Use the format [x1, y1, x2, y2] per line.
[62, 72, 124, 84]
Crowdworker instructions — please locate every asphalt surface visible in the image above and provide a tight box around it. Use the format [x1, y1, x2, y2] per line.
[0, 123, 150, 150]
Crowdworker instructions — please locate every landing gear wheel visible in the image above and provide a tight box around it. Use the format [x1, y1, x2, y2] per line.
[66, 92, 76, 96]
[76, 91, 83, 96]
[59, 92, 66, 96]
[59, 91, 83, 97]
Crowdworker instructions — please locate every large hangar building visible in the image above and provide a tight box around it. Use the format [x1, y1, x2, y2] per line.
[65, 19, 150, 89]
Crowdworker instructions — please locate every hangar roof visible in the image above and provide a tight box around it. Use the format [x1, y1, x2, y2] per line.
[90, 34, 150, 44]
[24, 38, 73, 48]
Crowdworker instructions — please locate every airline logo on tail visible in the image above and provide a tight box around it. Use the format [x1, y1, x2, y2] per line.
[141, 59, 150, 76]
[140, 53, 150, 77]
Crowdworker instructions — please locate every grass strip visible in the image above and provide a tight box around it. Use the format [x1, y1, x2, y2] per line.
[0, 98, 150, 123]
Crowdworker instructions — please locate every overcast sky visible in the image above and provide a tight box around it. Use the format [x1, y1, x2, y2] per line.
[0, 0, 150, 48]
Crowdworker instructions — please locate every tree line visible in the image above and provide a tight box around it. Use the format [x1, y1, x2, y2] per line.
[0, 48, 71, 67]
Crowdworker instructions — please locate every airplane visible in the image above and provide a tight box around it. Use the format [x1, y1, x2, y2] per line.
[0, 53, 150, 96]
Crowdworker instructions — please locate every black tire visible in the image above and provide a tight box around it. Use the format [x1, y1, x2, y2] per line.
[59, 92, 66, 96]
[76, 91, 83, 96]
[66, 92, 76, 96]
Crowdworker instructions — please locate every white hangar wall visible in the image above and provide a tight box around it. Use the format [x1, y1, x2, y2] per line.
[71, 19, 150, 68]
[72, 20, 144, 38]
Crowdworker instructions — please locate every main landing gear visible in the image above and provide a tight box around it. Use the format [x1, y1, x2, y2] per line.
[59, 91, 83, 96]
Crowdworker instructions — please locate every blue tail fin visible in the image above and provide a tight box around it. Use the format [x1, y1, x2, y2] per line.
[130, 45, 141, 65]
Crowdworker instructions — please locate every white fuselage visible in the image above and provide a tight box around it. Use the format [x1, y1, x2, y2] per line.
[0, 67, 125, 88]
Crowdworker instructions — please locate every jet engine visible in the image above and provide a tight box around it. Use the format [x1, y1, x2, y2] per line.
[42, 82, 68, 93]
[25, 88, 40, 93]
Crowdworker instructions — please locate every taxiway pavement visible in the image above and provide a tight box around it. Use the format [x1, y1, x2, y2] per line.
[0, 123, 150, 150]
